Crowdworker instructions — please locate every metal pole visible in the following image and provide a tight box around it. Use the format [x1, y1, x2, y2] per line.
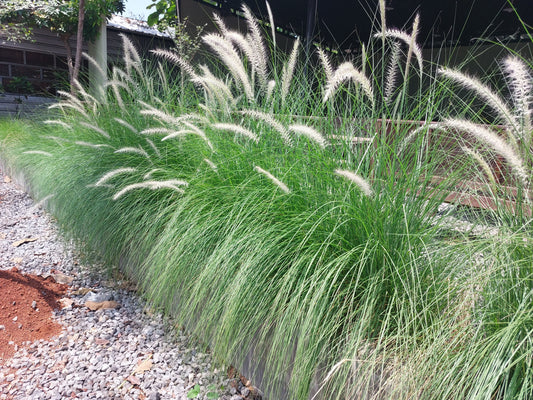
[176, 0, 181, 25]
[305, 0, 318, 57]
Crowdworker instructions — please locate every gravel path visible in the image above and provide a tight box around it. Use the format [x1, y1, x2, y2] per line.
[0, 164, 245, 400]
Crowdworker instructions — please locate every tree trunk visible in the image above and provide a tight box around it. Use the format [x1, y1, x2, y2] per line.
[72, 0, 86, 91]
[60, 34, 74, 84]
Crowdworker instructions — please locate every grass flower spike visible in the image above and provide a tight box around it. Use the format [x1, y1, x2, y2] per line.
[334, 169, 373, 196]
[254, 166, 290, 193]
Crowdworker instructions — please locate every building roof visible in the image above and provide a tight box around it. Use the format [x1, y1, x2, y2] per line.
[107, 15, 173, 39]
[199, 0, 533, 51]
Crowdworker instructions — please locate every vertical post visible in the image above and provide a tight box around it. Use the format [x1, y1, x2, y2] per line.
[88, 19, 107, 101]
[304, 0, 317, 57]
[176, 0, 182, 25]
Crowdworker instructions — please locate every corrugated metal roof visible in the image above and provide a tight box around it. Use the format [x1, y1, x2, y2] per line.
[107, 15, 174, 39]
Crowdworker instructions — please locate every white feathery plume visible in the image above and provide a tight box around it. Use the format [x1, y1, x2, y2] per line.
[50, 102, 89, 119]
[438, 67, 520, 144]
[334, 169, 373, 196]
[361, 43, 367, 76]
[161, 124, 213, 150]
[57, 90, 84, 109]
[281, 37, 300, 105]
[384, 41, 401, 104]
[75, 141, 113, 149]
[241, 4, 268, 85]
[288, 124, 328, 148]
[212, 12, 230, 36]
[23, 150, 53, 157]
[323, 62, 374, 105]
[82, 52, 106, 80]
[202, 33, 254, 101]
[193, 65, 235, 107]
[145, 138, 161, 157]
[198, 103, 216, 120]
[52, 91, 90, 118]
[114, 146, 151, 159]
[120, 33, 143, 78]
[161, 130, 197, 141]
[72, 79, 99, 107]
[266, 80, 276, 103]
[120, 33, 142, 65]
[182, 121, 214, 150]
[175, 113, 210, 124]
[406, 13, 422, 76]
[106, 79, 125, 110]
[143, 168, 162, 179]
[79, 121, 110, 139]
[43, 120, 72, 129]
[212, 123, 259, 143]
[157, 61, 170, 95]
[397, 123, 438, 154]
[254, 166, 291, 193]
[92, 167, 137, 187]
[151, 49, 197, 79]
[460, 145, 499, 190]
[203, 158, 218, 171]
[373, 26, 423, 76]
[105, 78, 133, 94]
[114, 118, 138, 134]
[139, 104, 181, 125]
[379, 0, 386, 47]
[113, 65, 140, 88]
[225, 30, 268, 90]
[242, 109, 292, 146]
[317, 47, 333, 82]
[43, 135, 69, 143]
[113, 180, 188, 200]
[503, 56, 532, 142]
[441, 118, 529, 188]
[266, 1, 276, 51]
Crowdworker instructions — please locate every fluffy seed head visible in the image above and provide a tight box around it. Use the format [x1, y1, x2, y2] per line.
[114, 146, 151, 159]
[203, 158, 218, 171]
[23, 150, 53, 157]
[288, 124, 328, 148]
[242, 109, 292, 146]
[324, 62, 374, 106]
[503, 55, 532, 137]
[334, 169, 373, 196]
[373, 27, 423, 75]
[113, 180, 188, 200]
[79, 122, 110, 139]
[202, 33, 254, 101]
[317, 47, 334, 82]
[254, 166, 291, 194]
[439, 67, 520, 141]
[92, 167, 137, 187]
[75, 141, 113, 149]
[114, 118, 138, 134]
[43, 120, 72, 130]
[281, 37, 300, 105]
[441, 118, 529, 188]
[212, 123, 259, 143]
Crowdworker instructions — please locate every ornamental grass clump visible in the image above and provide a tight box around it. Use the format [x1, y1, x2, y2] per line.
[438, 55, 533, 213]
[0, 1, 531, 399]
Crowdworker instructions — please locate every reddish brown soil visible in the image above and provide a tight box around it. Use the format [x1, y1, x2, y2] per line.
[0, 268, 68, 359]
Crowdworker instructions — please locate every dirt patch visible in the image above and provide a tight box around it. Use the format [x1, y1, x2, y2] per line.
[0, 267, 68, 359]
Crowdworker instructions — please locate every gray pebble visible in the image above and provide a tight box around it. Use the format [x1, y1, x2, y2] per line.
[0, 167, 240, 400]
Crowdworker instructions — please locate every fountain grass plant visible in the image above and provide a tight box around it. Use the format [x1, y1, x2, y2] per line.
[1, 1, 532, 398]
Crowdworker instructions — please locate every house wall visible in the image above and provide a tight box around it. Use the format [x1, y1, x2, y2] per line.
[0, 27, 174, 95]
